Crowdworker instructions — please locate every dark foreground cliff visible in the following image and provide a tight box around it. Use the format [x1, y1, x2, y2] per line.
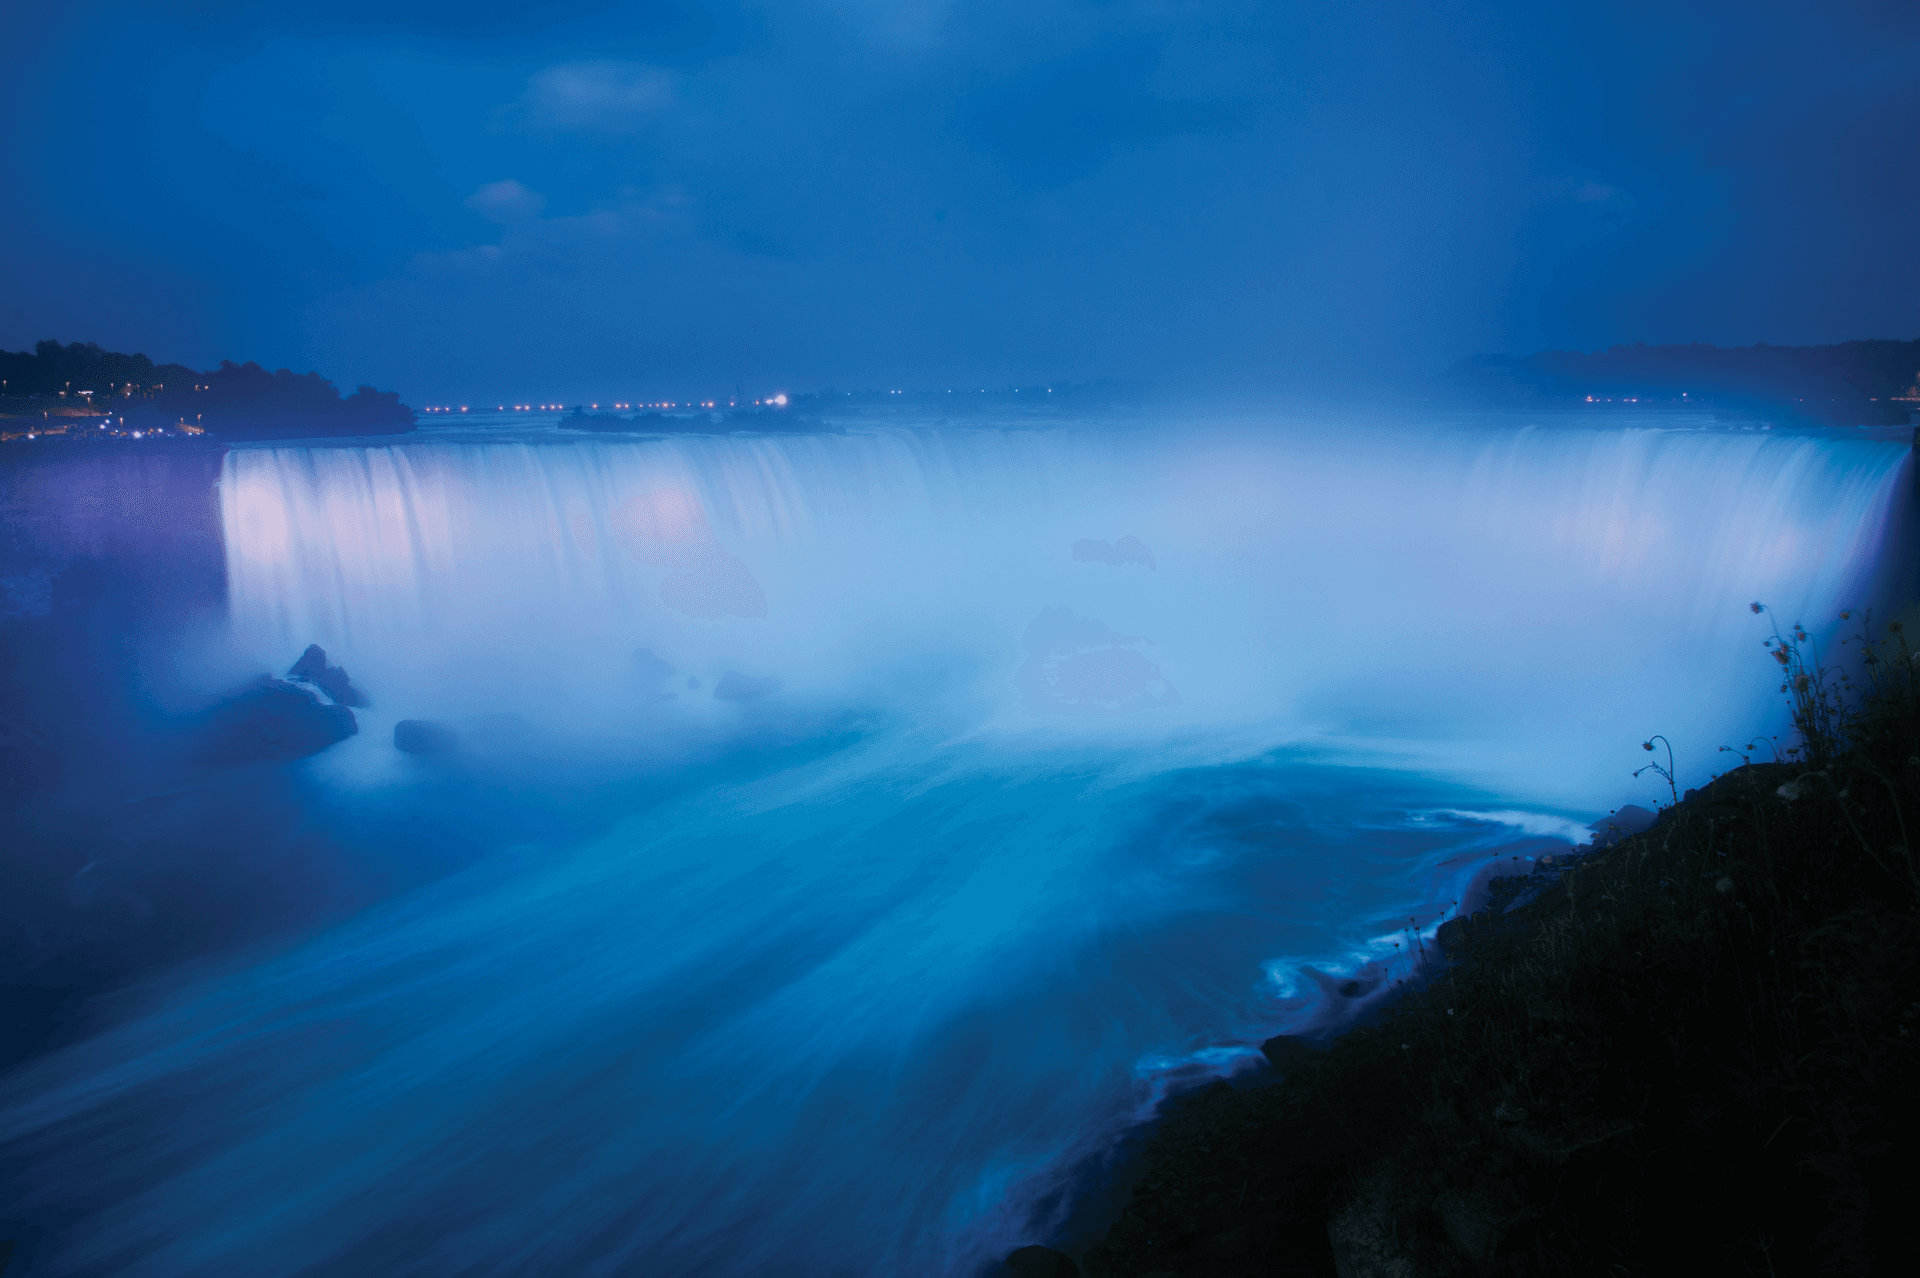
[1064, 623, 1920, 1278]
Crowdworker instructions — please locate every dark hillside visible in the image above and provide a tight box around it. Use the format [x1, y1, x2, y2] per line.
[1068, 611, 1920, 1277]
[0, 340, 414, 440]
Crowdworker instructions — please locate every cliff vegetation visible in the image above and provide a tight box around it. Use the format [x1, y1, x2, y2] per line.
[1074, 607, 1919, 1277]
[0, 340, 414, 440]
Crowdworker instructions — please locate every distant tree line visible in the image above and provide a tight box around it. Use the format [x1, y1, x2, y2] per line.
[1452, 338, 1920, 424]
[0, 340, 415, 440]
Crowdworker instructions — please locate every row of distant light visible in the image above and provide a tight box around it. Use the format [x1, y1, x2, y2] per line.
[21, 422, 169, 440]
[420, 391, 1052, 412]
[420, 394, 791, 414]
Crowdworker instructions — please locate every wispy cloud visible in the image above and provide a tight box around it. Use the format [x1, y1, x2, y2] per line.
[433, 186, 699, 275]
[465, 179, 547, 223]
[527, 62, 676, 131]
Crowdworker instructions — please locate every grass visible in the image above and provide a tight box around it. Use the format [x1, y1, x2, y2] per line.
[1077, 608, 1920, 1277]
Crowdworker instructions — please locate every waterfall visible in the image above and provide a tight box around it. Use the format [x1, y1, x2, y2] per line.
[1, 413, 1905, 1277]
[219, 419, 1902, 796]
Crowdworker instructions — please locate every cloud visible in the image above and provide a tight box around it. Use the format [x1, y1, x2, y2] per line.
[528, 62, 675, 131]
[421, 187, 701, 279]
[465, 179, 547, 223]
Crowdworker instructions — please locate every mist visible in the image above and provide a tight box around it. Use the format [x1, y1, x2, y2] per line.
[1, 405, 1906, 1274]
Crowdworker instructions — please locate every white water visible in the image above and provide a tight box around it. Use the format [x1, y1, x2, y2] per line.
[0, 410, 1905, 1276]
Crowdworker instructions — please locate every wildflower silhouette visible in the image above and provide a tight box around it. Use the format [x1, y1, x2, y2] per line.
[1635, 734, 1678, 806]
[1751, 602, 1920, 766]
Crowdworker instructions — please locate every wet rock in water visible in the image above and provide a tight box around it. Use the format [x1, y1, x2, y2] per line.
[713, 670, 781, 702]
[1013, 606, 1178, 717]
[200, 677, 357, 763]
[394, 719, 458, 755]
[287, 643, 370, 707]
[286, 644, 327, 681]
[1004, 1245, 1079, 1277]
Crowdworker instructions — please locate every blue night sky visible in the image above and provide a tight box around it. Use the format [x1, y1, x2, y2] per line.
[3, 1, 1916, 403]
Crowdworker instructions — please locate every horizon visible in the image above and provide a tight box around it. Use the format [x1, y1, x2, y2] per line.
[6, 334, 1919, 418]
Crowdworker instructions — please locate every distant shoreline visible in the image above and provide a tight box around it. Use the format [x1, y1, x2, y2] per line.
[1448, 336, 1920, 428]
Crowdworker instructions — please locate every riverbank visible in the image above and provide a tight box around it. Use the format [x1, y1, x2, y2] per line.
[1061, 627, 1920, 1277]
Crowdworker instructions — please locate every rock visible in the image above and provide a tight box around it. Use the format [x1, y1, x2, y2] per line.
[286, 644, 327, 681]
[287, 643, 369, 708]
[1211, 1228, 1253, 1259]
[1014, 606, 1179, 717]
[1004, 1245, 1080, 1277]
[713, 670, 781, 702]
[200, 677, 357, 763]
[1262, 1033, 1330, 1074]
[394, 719, 458, 755]
[1587, 803, 1655, 847]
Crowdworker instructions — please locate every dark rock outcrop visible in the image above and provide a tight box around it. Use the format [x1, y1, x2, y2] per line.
[200, 677, 357, 762]
[1585, 802, 1654, 847]
[1258, 1034, 1328, 1075]
[393, 720, 458, 756]
[287, 644, 369, 707]
[1005, 1245, 1079, 1277]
